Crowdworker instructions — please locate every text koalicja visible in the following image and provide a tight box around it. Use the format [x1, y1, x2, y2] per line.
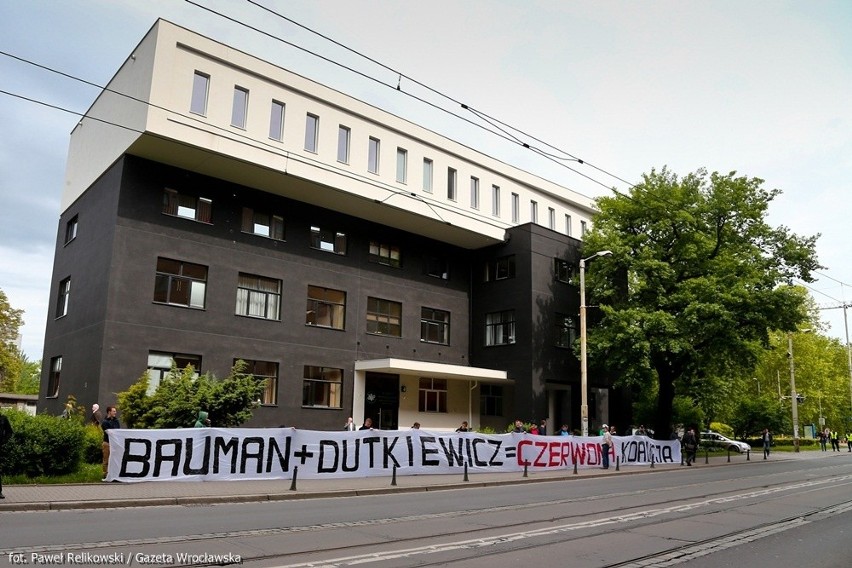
[107, 429, 681, 482]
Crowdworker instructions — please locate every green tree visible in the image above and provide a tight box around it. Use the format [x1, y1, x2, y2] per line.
[728, 396, 787, 440]
[584, 168, 820, 438]
[117, 360, 265, 428]
[0, 288, 24, 390]
[0, 352, 40, 394]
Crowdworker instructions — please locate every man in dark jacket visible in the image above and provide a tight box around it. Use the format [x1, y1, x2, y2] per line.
[0, 412, 13, 498]
[101, 406, 121, 482]
[682, 428, 699, 466]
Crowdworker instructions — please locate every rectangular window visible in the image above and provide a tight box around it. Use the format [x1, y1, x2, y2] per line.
[46, 356, 61, 398]
[421, 307, 450, 345]
[470, 176, 480, 209]
[425, 256, 449, 280]
[484, 255, 516, 282]
[64, 215, 78, 244]
[231, 86, 248, 129]
[447, 167, 457, 201]
[241, 207, 285, 240]
[236, 273, 281, 320]
[306, 285, 346, 329]
[269, 100, 285, 141]
[366, 297, 402, 337]
[163, 189, 212, 223]
[190, 71, 209, 116]
[305, 113, 319, 152]
[337, 125, 350, 163]
[491, 185, 500, 217]
[422, 158, 433, 193]
[555, 313, 578, 348]
[548, 207, 556, 230]
[565, 214, 573, 237]
[530, 200, 538, 223]
[554, 258, 573, 283]
[485, 310, 516, 346]
[148, 352, 201, 395]
[239, 359, 278, 406]
[419, 378, 447, 413]
[153, 258, 207, 309]
[56, 277, 70, 318]
[480, 384, 504, 417]
[369, 240, 402, 268]
[581, 220, 588, 236]
[511, 192, 520, 223]
[368, 137, 380, 174]
[302, 366, 342, 408]
[396, 147, 407, 183]
[310, 226, 346, 255]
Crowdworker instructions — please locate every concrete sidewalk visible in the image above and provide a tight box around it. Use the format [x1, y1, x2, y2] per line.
[0, 454, 759, 512]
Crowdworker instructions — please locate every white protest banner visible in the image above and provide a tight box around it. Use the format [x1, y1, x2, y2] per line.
[107, 429, 681, 482]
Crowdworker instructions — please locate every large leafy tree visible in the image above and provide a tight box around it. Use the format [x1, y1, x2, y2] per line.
[0, 288, 24, 389]
[584, 168, 820, 438]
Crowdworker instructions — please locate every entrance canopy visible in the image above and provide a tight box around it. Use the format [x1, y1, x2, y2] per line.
[354, 358, 509, 383]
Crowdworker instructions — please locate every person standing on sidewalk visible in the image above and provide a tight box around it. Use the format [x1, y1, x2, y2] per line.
[601, 425, 612, 469]
[101, 406, 121, 482]
[0, 411, 14, 498]
[682, 428, 698, 466]
[761, 428, 773, 459]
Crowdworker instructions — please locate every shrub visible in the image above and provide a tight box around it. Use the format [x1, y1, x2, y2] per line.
[709, 421, 734, 437]
[1, 410, 85, 476]
[82, 424, 103, 464]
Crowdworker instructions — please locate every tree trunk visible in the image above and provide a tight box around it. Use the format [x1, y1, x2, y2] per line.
[654, 363, 676, 440]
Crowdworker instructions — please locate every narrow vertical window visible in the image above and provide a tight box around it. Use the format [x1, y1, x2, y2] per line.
[581, 220, 588, 236]
[190, 71, 209, 115]
[470, 176, 479, 209]
[337, 125, 350, 163]
[422, 158, 433, 193]
[231, 86, 248, 129]
[47, 356, 62, 398]
[269, 100, 285, 141]
[396, 147, 407, 183]
[447, 167, 457, 201]
[491, 185, 500, 217]
[548, 207, 556, 230]
[56, 277, 71, 318]
[305, 113, 319, 152]
[368, 137, 380, 174]
[565, 214, 573, 236]
[530, 200, 538, 223]
[65, 215, 78, 244]
[511, 192, 520, 223]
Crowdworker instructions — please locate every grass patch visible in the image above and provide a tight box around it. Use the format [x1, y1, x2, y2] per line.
[5, 463, 102, 485]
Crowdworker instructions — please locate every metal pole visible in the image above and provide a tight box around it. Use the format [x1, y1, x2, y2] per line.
[579, 250, 611, 439]
[788, 333, 800, 452]
[580, 258, 589, 438]
[844, 305, 852, 418]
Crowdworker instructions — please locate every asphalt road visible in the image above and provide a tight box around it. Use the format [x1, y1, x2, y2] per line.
[1, 453, 850, 567]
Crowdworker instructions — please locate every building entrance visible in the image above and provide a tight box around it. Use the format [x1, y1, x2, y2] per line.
[364, 372, 399, 430]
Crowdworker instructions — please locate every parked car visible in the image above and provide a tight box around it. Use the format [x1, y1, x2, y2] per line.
[699, 431, 751, 453]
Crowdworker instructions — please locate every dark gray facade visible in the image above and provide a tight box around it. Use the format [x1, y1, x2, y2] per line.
[41, 155, 621, 430]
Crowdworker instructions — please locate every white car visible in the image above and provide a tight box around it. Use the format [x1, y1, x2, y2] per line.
[699, 431, 751, 453]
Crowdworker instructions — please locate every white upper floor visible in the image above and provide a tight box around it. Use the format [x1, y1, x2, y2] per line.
[64, 19, 596, 249]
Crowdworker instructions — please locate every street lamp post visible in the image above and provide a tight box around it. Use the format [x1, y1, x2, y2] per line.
[580, 250, 612, 438]
[787, 329, 810, 453]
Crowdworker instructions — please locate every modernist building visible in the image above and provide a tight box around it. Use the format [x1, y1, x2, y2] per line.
[39, 20, 626, 431]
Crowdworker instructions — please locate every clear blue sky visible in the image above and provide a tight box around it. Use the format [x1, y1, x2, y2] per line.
[2, 0, 851, 360]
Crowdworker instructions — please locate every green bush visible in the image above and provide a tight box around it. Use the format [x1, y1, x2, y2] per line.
[709, 421, 734, 437]
[1, 410, 85, 476]
[83, 424, 103, 464]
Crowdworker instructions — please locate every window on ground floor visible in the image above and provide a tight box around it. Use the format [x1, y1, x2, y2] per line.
[302, 366, 342, 408]
[419, 377, 448, 413]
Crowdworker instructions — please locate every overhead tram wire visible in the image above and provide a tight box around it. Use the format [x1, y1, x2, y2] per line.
[196, 0, 707, 215]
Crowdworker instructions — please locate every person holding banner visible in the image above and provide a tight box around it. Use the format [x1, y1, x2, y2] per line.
[343, 417, 356, 431]
[101, 406, 121, 481]
[601, 425, 612, 469]
[359, 417, 374, 430]
[682, 427, 699, 466]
